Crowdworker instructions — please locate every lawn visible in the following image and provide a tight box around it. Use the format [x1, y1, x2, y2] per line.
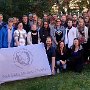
[0, 65, 90, 90]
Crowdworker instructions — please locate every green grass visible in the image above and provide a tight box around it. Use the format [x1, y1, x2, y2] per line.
[0, 65, 90, 90]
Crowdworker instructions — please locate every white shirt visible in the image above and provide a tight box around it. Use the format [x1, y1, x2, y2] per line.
[14, 29, 27, 46]
[65, 27, 77, 48]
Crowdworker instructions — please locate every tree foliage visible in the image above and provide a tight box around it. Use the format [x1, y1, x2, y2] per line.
[0, 0, 55, 20]
[0, 0, 90, 21]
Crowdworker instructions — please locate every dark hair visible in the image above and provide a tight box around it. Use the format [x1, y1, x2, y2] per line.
[61, 14, 66, 17]
[43, 21, 49, 27]
[54, 18, 61, 28]
[56, 18, 61, 22]
[17, 21, 23, 25]
[46, 36, 52, 41]
[23, 15, 28, 17]
[72, 38, 80, 51]
[79, 16, 84, 19]
[67, 18, 73, 22]
[57, 40, 66, 54]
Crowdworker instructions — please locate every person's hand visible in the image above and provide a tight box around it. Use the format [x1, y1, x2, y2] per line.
[52, 69, 55, 75]
[56, 42, 58, 45]
[16, 42, 20, 46]
[60, 60, 66, 65]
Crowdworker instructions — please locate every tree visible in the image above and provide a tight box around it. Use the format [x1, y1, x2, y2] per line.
[0, 0, 55, 20]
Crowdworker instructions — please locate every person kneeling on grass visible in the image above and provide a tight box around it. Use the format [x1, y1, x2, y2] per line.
[45, 37, 56, 75]
[67, 38, 84, 73]
[56, 41, 68, 73]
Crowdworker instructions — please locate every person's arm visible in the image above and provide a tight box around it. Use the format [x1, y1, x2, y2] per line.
[60, 60, 66, 64]
[14, 31, 20, 46]
[85, 27, 88, 42]
[73, 28, 77, 39]
[61, 27, 66, 41]
[39, 29, 43, 42]
[27, 32, 32, 45]
[50, 28, 58, 45]
[38, 32, 41, 44]
[0, 28, 3, 48]
[52, 57, 55, 75]
[51, 47, 56, 75]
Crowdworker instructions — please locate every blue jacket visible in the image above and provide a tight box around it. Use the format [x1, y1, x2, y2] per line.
[0, 25, 15, 48]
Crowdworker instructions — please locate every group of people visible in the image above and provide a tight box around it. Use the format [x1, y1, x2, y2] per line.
[0, 11, 90, 75]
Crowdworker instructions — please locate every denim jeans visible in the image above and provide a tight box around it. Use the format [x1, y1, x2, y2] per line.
[56, 61, 67, 70]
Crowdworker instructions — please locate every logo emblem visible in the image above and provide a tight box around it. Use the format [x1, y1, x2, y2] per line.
[13, 48, 33, 69]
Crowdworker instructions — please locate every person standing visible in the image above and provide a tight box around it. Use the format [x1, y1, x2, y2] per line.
[0, 18, 15, 48]
[76, 17, 88, 62]
[14, 22, 27, 46]
[65, 18, 77, 49]
[50, 18, 66, 47]
[27, 24, 40, 45]
[28, 13, 33, 27]
[0, 14, 6, 30]
[39, 21, 50, 44]
[37, 18, 43, 32]
[61, 15, 68, 28]
[72, 14, 78, 28]
[22, 15, 30, 33]
[32, 13, 38, 25]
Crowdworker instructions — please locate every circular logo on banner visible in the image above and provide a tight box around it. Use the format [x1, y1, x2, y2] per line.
[13, 48, 33, 69]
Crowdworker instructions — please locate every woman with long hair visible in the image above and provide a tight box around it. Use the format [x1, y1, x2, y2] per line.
[56, 41, 68, 73]
[39, 21, 50, 44]
[68, 38, 84, 72]
[76, 17, 88, 62]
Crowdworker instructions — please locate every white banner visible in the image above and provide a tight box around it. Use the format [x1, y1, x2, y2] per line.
[0, 44, 51, 84]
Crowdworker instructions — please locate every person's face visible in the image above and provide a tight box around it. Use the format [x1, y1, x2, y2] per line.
[78, 19, 84, 27]
[46, 38, 52, 46]
[68, 20, 72, 27]
[38, 20, 42, 26]
[73, 15, 77, 21]
[88, 10, 90, 17]
[53, 15, 58, 20]
[60, 42, 64, 49]
[50, 19, 55, 24]
[73, 39, 79, 47]
[33, 15, 37, 21]
[16, 18, 19, 23]
[56, 19, 61, 26]
[83, 12, 87, 17]
[23, 16, 28, 23]
[44, 22, 48, 29]
[18, 23, 23, 30]
[31, 25, 37, 31]
[0, 15, 3, 22]
[84, 17, 89, 23]
[61, 16, 66, 22]
[13, 17, 17, 24]
[29, 16, 33, 20]
[44, 14, 48, 19]
[8, 21, 13, 27]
